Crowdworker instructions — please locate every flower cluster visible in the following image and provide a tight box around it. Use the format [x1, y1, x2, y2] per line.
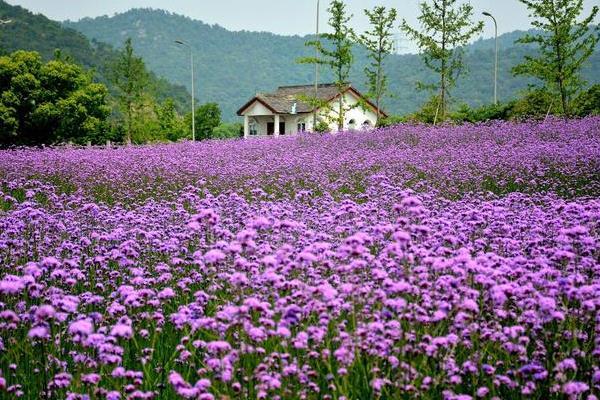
[0, 118, 599, 399]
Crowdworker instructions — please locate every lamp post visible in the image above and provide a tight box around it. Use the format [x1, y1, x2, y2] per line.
[175, 40, 196, 142]
[313, 0, 320, 129]
[482, 11, 498, 105]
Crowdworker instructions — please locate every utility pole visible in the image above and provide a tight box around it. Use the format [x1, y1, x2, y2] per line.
[313, 0, 320, 130]
[483, 12, 498, 105]
[175, 40, 196, 141]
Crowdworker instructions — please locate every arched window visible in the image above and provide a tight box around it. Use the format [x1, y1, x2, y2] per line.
[362, 120, 372, 130]
[348, 119, 357, 130]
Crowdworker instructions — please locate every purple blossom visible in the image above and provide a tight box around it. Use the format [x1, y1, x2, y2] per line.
[203, 249, 226, 264]
[0, 117, 599, 398]
[27, 326, 49, 340]
[110, 323, 133, 339]
[562, 381, 589, 396]
[68, 319, 94, 337]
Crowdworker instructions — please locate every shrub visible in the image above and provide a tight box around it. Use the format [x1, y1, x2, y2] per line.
[508, 88, 561, 120]
[451, 103, 513, 123]
[212, 123, 243, 139]
[572, 84, 600, 117]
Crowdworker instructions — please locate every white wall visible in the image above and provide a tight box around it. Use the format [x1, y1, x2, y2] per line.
[320, 91, 378, 132]
[243, 101, 274, 117]
[247, 114, 311, 137]
[241, 91, 379, 137]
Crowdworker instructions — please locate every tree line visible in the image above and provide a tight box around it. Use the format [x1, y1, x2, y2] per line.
[1, 0, 598, 146]
[0, 38, 241, 147]
[300, 0, 599, 128]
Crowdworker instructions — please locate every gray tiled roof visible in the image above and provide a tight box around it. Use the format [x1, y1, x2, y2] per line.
[237, 83, 388, 117]
[239, 83, 349, 115]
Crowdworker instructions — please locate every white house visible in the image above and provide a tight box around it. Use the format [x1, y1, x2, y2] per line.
[237, 83, 387, 137]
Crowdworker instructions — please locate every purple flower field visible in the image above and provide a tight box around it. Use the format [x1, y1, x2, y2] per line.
[0, 118, 599, 399]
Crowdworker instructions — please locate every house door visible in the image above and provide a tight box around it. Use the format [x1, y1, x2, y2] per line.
[267, 122, 285, 135]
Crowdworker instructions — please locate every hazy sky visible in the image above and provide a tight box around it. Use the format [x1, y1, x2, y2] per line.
[5, 0, 600, 50]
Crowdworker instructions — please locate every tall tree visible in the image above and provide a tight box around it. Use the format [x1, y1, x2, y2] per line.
[401, 0, 483, 121]
[191, 102, 221, 141]
[111, 38, 149, 143]
[513, 0, 599, 116]
[300, 0, 354, 131]
[0, 50, 111, 146]
[155, 98, 185, 142]
[357, 6, 397, 125]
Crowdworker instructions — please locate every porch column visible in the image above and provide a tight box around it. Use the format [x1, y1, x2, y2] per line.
[274, 114, 280, 137]
[244, 115, 249, 139]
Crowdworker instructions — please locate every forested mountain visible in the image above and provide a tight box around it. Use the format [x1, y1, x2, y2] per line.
[0, 1, 191, 112]
[65, 8, 600, 120]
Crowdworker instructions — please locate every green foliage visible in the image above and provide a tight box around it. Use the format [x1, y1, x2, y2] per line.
[508, 88, 560, 120]
[52, 83, 111, 144]
[0, 1, 190, 114]
[404, 87, 600, 124]
[451, 102, 513, 123]
[211, 122, 242, 140]
[111, 38, 150, 143]
[377, 115, 406, 127]
[401, 0, 484, 121]
[64, 9, 600, 121]
[357, 6, 397, 124]
[314, 120, 331, 133]
[405, 95, 443, 124]
[572, 84, 600, 116]
[0, 50, 111, 146]
[513, 0, 599, 116]
[299, 0, 355, 131]
[0, 103, 18, 137]
[122, 96, 190, 144]
[156, 98, 187, 142]
[2, 2, 599, 131]
[190, 103, 221, 141]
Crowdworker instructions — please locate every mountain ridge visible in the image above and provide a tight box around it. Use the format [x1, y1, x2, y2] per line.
[65, 8, 599, 121]
[0, 1, 192, 113]
[2, 4, 598, 121]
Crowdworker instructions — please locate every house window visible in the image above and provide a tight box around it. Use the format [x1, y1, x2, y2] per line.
[362, 120, 372, 130]
[297, 122, 306, 132]
[348, 119, 357, 131]
[249, 123, 258, 136]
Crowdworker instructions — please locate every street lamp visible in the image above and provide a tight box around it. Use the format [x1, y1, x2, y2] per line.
[313, 0, 320, 129]
[175, 40, 196, 142]
[482, 11, 498, 105]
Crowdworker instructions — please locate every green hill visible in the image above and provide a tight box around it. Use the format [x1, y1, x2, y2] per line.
[0, 1, 191, 113]
[65, 8, 599, 121]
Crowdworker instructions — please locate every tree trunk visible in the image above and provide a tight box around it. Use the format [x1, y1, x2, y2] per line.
[440, 0, 447, 121]
[126, 100, 132, 144]
[551, 5, 569, 116]
[376, 54, 382, 125]
[375, 42, 383, 125]
[338, 94, 344, 131]
[440, 64, 446, 121]
[558, 78, 568, 116]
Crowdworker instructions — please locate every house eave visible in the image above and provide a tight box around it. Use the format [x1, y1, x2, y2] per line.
[236, 97, 279, 116]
